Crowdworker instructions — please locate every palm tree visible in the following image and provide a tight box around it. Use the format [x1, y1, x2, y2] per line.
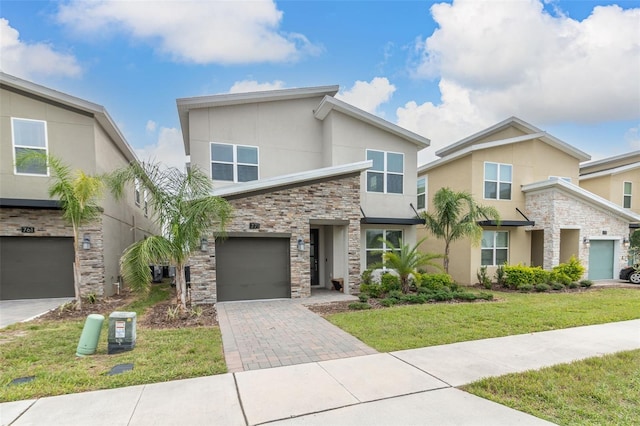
[378, 238, 443, 294]
[421, 187, 500, 273]
[108, 161, 232, 310]
[16, 153, 105, 310]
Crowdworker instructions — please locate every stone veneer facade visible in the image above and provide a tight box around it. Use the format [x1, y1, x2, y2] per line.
[525, 188, 630, 274]
[0, 207, 105, 297]
[189, 173, 362, 304]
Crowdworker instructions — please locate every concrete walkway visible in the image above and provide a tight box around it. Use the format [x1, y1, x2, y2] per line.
[217, 291, 377, 372]
[0, 298, 73, 328]
[2, 319, 638, 426]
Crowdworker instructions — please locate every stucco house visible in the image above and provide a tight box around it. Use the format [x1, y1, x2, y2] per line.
[0, 72, 155, 300]
[417, 117, 640, 285]
[177, 86, 429, 302]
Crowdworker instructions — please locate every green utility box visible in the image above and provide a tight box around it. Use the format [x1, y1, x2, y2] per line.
[76, 314, 105, 356]
[108, 311, 137, 355]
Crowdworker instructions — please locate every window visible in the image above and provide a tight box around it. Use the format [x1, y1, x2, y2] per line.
[143, 189, 148, 217]
[481, 231, 509, 266]
[211, 143, 258, 182]
[366, 150, 404, 194]
[134, 178, 141, 206]
[365, 229, 402, 268]
[484, 162, 512, 200]
[12, 118, 48, 175]
[624, 181, 632, 209]
[417, 177, 426, 210]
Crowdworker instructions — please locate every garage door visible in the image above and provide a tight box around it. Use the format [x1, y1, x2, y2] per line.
[0, 237, 75, 300]
[588, 240, 614, 280]
[216, 237, 290, 302]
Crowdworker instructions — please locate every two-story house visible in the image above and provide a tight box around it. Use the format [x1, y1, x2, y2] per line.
[0, 72, 155, 300]
[177, 86, 429, 302]
[417, 117, 640, 285]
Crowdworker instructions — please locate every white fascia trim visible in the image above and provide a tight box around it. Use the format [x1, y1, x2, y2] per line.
[313, 96, 430, 148]
[579, 162, 640, 181]
[0, 72, 138, 163]
[436, 116, 590, 161]
[522, 178, 640, 222]
[212, 160, 373, 198]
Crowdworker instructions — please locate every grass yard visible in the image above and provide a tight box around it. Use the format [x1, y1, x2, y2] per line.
[463, 349, 640, 426]
[327, 288, 640, 352]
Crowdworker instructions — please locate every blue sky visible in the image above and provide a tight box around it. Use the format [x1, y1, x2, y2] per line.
[1, 0, 639, 168]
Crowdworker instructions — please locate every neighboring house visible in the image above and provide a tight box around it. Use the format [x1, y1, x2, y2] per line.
[0, 72, 155, 300]
[177, 86, 429, 302]
[417, 117, 640, 285]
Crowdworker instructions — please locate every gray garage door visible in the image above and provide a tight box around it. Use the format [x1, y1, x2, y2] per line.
[588, 240, 614, 280]
[0, 237, 75, 300]
[216, 237, 290, 302]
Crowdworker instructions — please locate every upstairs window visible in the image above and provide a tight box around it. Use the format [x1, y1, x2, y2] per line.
[365, 229, 403, 268]
[366, 150, 404, 194]
[481, 231, 509, 266]
[134, 178, 141, 206]
[484, 162, 512, 200]
[211, 143, 258, 182]
[417, 177, 426, 210]
[12, 118, 48, 175]
[143, 189, 148, 217]
[623, 181, 632, 209]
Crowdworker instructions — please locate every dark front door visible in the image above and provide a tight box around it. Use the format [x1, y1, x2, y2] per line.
[310, 229, 319, 286]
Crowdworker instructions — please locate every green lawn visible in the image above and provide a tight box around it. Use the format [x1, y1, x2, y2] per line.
[327, 288, 640, 352]
[463, 349, 640, 426]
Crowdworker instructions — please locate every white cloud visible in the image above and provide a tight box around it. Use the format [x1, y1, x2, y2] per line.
[145, 120, 157, 133]
[625, 126, 640, 150]
[337, 77, 396, 115]
[0, 18, 82, 79]
[229, 80, 286, 93]
[136, 127, 187, 171]
[401, 0, 640, 163]
[56, 0, 320, 64]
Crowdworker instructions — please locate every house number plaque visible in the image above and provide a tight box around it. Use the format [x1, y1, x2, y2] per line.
[21, 226, 35, 233]
[249, 222, 260, 230]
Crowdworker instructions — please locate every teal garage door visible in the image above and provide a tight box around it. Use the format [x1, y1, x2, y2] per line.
[588, 240, 614, 280]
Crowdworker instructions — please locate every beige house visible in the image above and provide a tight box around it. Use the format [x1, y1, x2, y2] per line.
[0, 72, 155, 300]
[417, 117, 640, 285]
[177, 86, 429, 302]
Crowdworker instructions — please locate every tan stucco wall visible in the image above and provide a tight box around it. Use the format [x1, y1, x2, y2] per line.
[580, 169, 639, 214]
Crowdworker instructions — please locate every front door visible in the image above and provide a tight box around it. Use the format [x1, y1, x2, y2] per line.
[310, 229, 319, 286]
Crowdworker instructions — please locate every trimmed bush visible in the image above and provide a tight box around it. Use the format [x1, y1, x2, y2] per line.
[518, 283, 533, 292]
[551, 282, 565, 291]
[553, 256, 586, 282]
[420, 273, 456, 291]
[387, 290, 403, 300]
[379, 298, 397, 307]
[380, 273, 401, 293]
[454, 291, 477, 301]
[476, 292, 494, 301]
[568, 282, 579, 289]
[580, 279, 593, 288]
[359, 283, 383, 298]
[358, 294, 369, 303]
[401, 294, 428, 304]
[534, 283, 551, 292]
[348, 302, 372, 310]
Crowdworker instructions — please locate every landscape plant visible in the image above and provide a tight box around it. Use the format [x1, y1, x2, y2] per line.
[421, 187, 500, 273]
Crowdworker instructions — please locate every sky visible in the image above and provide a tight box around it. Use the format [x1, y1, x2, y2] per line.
[1, 0, 639, 170]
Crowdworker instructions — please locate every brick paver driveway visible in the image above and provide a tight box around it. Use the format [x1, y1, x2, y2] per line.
[217, 293, 377, 372]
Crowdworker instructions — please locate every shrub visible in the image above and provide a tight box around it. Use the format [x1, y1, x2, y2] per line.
[477, 266, 492, 289]
[550, 271, 572, 287]
[387, 290, 403, 300]
[504, 264, 552, 288]
[427, 289, 455, 301]
[534, 283, 551, 292]
[401, 294, 428, 304]
[551, 282, 565, 291]
[358, 294, 369, 303]
[359, 283, 383, 298]
[380, 273, 401, 293]
[361, 269, 373, 286]
[518, 283, 533, 292]
[453, 291, 477, 301]
[348, 302, 372, 310]
[580, 279, 593, 288]
[85, 292, 98, 304]
[495, 264, 506, 287]
[420, 273, 455, 291]
[476, 292, 494, 301]
[379, 298, 397, 307]
[568, 282, 579, 289]
[553, 256, 586, 282]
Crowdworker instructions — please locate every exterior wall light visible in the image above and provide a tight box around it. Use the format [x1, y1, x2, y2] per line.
[200, 237, 208, 252]
[622, 237, 630, 248]
[583, 237, 590, 247]
[82, 234, 91, 250]
[297, 237, 306, 251]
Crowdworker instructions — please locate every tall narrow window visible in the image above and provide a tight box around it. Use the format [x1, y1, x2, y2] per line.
[366, 150, 404, 194]
[134, 178, 141, 206]
[481, 231, 509, 266]
[211, 143, 258, 182]
[417, 177, 426, 210]
[365, 229, 402, 268]
[12, 118, 48, 175]
[143, 189, 148, 217]
[623, 181, 632, 209]
[484, 162, 512, 200]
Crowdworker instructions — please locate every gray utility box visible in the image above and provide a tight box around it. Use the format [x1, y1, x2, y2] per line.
[108, 311, 137, 355]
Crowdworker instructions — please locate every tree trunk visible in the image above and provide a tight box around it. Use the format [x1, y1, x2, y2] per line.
[443, 242, 450, 274]
[401, 276, 410, 294]
[175, 263, 187, 311]
[73, 262, 82, 310]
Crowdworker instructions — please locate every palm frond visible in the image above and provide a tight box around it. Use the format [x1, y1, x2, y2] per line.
[120, 236, 175, 294]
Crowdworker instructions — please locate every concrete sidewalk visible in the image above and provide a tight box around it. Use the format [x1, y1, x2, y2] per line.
[2, 319, 638, 426]
[0, 298, 73, 329]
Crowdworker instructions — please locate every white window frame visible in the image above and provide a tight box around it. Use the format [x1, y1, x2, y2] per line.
[134, 178, 141, 206]
[143, 189, 149, 217]
[623, 181, 632, 209]
[366, 149, 404, 194]
[417, 176, 427, 210]
[484, 162, 512, 200]
[12, 117, 49, 176]
[210, 142, 259, 183]
[365, 229, 403, 269]
[481, 230, 509, 266]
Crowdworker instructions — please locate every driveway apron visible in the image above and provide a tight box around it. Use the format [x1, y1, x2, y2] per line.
[217, 299, 377, 372]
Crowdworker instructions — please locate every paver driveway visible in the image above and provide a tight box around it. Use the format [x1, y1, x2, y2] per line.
[217, 295, 377, 372]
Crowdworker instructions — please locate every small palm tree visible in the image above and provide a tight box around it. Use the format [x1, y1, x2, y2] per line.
[16, 153, 105, 310]
[377, 238, 443, 294]
[422, 187, 500, 273]
[108, 161, 232, 310]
